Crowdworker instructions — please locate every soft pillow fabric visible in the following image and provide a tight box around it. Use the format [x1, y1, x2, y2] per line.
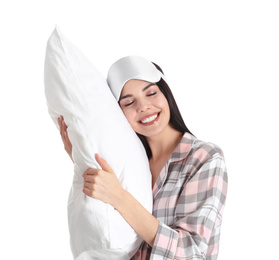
[44, 27, 153, 260]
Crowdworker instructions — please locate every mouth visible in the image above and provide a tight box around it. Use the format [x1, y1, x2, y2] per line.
[139, 113, 160, 125]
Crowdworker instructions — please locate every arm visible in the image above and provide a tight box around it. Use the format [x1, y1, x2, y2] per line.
[150, 154, 228, 259]
[83, 154, 159, 247]
[58, 117, 158, 243]
[114, 186, 159, 247]
[83, 153, 227, 258]
[58, 115, 158, 244]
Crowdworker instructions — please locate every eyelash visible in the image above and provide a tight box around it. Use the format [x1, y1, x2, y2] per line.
[147, 92, 157, 97]
[123, 92, 157, 107]
[124, 101, 134, 107]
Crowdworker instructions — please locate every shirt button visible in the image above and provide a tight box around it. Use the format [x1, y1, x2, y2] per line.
[137, 251, 141, 257]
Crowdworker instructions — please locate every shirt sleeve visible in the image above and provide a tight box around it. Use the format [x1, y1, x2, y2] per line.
[150, 153, 228, 260]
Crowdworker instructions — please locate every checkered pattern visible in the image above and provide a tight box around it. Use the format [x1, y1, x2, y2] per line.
[132, 133, 228, 260]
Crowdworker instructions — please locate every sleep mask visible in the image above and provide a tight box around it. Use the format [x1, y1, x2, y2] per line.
[107, 56, 165, 101]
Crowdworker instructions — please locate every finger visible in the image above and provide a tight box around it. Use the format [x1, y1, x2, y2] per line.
[83, 187, 92, 197]
[95, 154, 114, 174]
[59, 117, 69, 141]
[64, 126, 70, 141]
[84, 174, 94, 183]
[83, 180, 93, 189]
[83, 168, 98, 177]
[61, 117, 68, 131]
[58, 116, 67, 139]
[58, 116, 63, 136]
[83, 184, 98, 198]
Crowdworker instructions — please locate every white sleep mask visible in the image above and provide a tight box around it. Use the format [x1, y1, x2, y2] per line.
[107, 56, 165, 101]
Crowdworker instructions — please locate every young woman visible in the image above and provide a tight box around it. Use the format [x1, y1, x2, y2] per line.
[58, 56, 228, 260]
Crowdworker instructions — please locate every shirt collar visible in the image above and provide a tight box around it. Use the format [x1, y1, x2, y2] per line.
[152, 132, 196, 198]
[168, 132, 196, 163]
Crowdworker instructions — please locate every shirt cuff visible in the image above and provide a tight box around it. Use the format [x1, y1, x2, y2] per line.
[151, 222, 179, 260]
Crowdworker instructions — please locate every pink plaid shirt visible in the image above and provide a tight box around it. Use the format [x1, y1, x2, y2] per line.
[132, 133, 228, 260]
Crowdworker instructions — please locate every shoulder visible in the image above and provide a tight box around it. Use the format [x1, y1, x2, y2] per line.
[185, 136, 227, 181]
[170, 133, 227, 174]
[191, 137, 225, 163]
[175, 134, 227, 177]
[168, 134, 228, 198]
[176, 133, 225, 163]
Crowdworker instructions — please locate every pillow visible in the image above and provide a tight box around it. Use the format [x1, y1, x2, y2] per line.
[44, 27, 153, 260]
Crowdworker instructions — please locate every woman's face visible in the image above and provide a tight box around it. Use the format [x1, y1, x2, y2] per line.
[119, 79, 171, 138]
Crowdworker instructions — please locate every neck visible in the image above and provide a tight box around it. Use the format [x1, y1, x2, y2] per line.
[146, 125, 183, 162]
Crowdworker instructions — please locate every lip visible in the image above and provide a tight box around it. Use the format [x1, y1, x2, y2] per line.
[138, 112, 160, 126]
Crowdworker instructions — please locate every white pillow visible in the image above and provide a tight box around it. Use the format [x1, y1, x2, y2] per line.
[44, 27, 153, 260]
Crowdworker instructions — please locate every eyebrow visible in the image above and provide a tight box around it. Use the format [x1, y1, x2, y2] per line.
[142, 83, 156, 92]
[119, 83, 156, 102]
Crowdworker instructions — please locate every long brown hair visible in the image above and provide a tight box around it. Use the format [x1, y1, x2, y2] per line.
[136, 63, 193, 159]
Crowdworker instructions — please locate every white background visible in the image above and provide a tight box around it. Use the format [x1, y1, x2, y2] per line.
[0, 1, 278, 259]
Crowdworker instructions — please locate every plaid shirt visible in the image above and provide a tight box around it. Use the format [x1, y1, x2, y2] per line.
[132, 133, 228, 260]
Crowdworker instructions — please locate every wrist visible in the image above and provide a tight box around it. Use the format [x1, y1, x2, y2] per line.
[110, 188, 159, 247]
[112, 188, 129, 210]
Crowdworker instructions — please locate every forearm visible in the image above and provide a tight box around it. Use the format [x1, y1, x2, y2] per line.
[113, 189, 159, 247]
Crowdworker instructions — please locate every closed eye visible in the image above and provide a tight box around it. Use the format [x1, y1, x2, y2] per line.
[124, 101, 134, 107]
[147, 92, 157, 97]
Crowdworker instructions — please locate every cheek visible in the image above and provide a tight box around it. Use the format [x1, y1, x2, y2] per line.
[158, 98, 171, 121]
[156, 96, 169, 112]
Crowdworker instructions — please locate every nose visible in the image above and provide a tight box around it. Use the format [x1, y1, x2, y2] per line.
[136, 99, 151, 113]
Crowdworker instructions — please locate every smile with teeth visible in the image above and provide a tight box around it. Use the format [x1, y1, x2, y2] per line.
[140, 113, 159, 124]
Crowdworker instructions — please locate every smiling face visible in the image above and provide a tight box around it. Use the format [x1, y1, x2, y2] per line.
[119, 79, 171, 138]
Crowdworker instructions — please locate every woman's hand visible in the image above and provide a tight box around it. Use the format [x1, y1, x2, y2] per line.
[83, 154, 124, 207]
[84, 155, 159, 247]
[58, 116, 73, 163]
